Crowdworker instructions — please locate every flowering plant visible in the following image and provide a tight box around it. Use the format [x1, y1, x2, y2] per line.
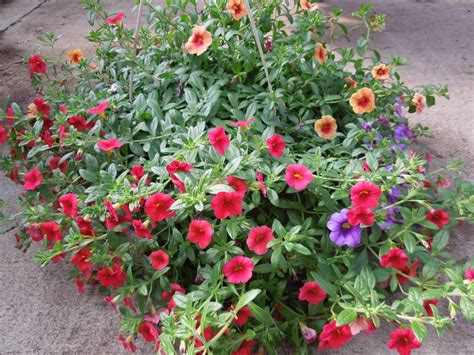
[1, 0, 473, 354]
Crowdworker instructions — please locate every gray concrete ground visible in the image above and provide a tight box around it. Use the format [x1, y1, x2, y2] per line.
[0, 0, 473, 353]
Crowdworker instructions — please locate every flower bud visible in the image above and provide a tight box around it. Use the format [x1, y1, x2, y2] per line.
[75, 149, 84, 160]
[299, 323, 317, 344]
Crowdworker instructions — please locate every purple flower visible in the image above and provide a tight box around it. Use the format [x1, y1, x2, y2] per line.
[394, 123, 413, 142]
[300, 323, 317, 344]
[377, 115, 391, 127]
[327, 209, 362, 247]
[362, 121, 373, 132]
[395, 97, 403, 116]
[391, 143, 409, 154]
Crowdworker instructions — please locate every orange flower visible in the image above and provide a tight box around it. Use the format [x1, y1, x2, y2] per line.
[184, 26, 213, 56]
[349, 87, 376, 114]
[345, 77, 357, 89]
[27, 103, 39, 119]
[226, 0, 248, 21]
[300, 0, 318, 11]
[67, 48, 84, 64]
[314, 43, 327, 64]
[314, 115, 337, 139]
[371, 64, 390, 80]
[412, 94, 425, 113]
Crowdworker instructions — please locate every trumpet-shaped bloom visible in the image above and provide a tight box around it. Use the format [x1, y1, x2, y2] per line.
[106, 13, 125, 26]
[300, 0, 319, 11]
[149, 250, 169, 270]
[371, 63, 390, 80]
[67, 48, 83, 64]
[226, 0, 248, 21]
[380, 248, 409, 270]
[211, 191, 243, 219]
[209, 126, 230, 155]
[28, 54, 47, 74]
[412, 94, 425, 113]
[144, 193, 176, 222]
[349, 87, 376, 114]
[318, 320, 353, 349]
[350, 181, 382, 208]
[266, 134, 286, 157]
[58, 193, 78, 217]
[327, 209, 362, 247]
[223, 256, 254, 284]
[285, 164, 313, 190]
[387, 328, 422, 355]
[314, 115, 337, 139]
[23, 168, 43, 190]
[298, 281, 327, 305]
[98, 138, 123, 152]
[187, 219, 213, 249]
[314, 42, 327, 63]
[347, 206, 375, 226]
[426, 209, 449, 229]
[226, 176, 247, 195]
[246, 225, 274, 255]
[184, 26, 212, 56]
[88, 101, 110, 116]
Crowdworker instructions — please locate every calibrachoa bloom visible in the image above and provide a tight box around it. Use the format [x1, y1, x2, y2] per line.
[465, 269, 474, 281]
[139, 322, 159, 343]
[70, 248, 93, 277]
[106, 12, 125, 26]
[285, 164, 313, 190]
[226, 0, 248, 21]
[349, 87, 376, 114]
[349, 316, 377, 335]
[318, 320, 353, 349]
[298, 281, 327, 305]
[211, 191, 243, 219]
[231, 117, 255, 130]
[88, 101, 109, 117]
[256, 172, 267, 197]
[97, 263, 127, 288]
[423, 299, 439, 317]
[266, 134, 286, 157]
[223, 256, 254, 284]
[300, 0, 319, 11]
[187, 219, 213, 249]
[371, 63, 390, 80]
[226, 176, 247, 195]
[347, 206, 375, 226]
[166, 160, 192, 192]
[327, 209, 362, 247]
[381, 248, 409, 270]
[314, 42, 327, 63]
[230, 305, 253, 327]
[97, 138, 123, 152]
[184, 26, 212, 56]
[0, 125, 7, 144]
[144, 193, 176, 222]
[314, 115, 337, 139]
[132, 219, 152, 239]
[149, 250, 169, 270]
[28, 54, 47, 74]
[208, 126, 230, 155]
[23, 168, 42, 190]
[426, 209, 450, 229]
[412, 93, 425, 113]
[246, 225, 274, 255]
[350, 181, 382, 208]
[58, 193, 78, 217]
[40, 221, 62, 243]
[67, 48, 83, 64]
[387, 328, 422, 355]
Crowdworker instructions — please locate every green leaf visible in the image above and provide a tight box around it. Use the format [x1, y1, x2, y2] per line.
[432, 229, 449, 252]
[236, 289, 261, 310]
[336, 309, 357, 326]
[411, 321, 427, 342]
[248, 303, 273, 325]
[310, 271, 338, 296]
[137, 284, 148, 296]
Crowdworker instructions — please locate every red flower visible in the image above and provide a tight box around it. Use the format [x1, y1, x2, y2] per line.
[68, 115, 94, 131]
[149, 250, 169, 270]
[166, 160, 192, 192]
[246, 225, 274, 255]
[28, 224, 43, 242]
[28, 54, 47, 74]
[232, 340, 255, 355]
[223, 256, 254, 284]
[209, 126, 230, 155]
[266, 134, 286, 157]
[426, 209, 450, 229]
[75, 277, 85, 294]
[318, 320, 352, 349]
[381, 248, 409, 270]
[231, 117, 255, 130]
[58, 193, 78, 217]
[118, 334, 137, 353]
[40, 221, 62, 243]
[226, 176, 247, 195]
[256, 172, 267, 197]
[423, 299, 439, 317]
[49, 157, 67, 173]
[187, 219, 213, 249]
[96, 263, 127, 288]
[387, 328, 422, 355]
[130, 164, 145, 181]
[465, 268, 474, 281]
[97, 138, 123, 152]
[139, 322, 159, 342]
[0, 125, 7, 144]
[34, 98, 50, 116]
[350, 181, 382, 208]
[23, 168, 42, 190]
[285, 164, 313, 191]
[106, 13, 125, 25]
[87, 101, 110, 115]
[132, 219, 152, 239]
[144, 193, 176, 222]
[211, 191, 243, 219]
[162, 283, 185, 300]
[70, 248, 93, 277]
[229, 305, 254, 327]
[397, 260, 420, 285]
[298, 281, 327, 305]
[76, 217, 95, 236]
[347, 206, 375, 226]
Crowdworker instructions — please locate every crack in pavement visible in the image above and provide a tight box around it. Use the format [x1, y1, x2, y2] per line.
[0, 0, 47, 34]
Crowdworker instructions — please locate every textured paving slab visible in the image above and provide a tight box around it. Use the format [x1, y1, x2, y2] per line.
[0, 0, 45, 33]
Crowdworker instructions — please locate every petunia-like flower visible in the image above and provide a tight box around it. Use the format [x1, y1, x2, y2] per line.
[349, 316, 377, 336]
[349, 87, 376, 114]
[118, 334, 137, 353]
[371, 63, 390, 80]
[229, 305, 253, 327]
[184, 26, 213, 56]
[149, 250, 169, 270]
[246, 225, 274, 255]
[318, 320, 353, 349]
[231, 117, 255, 130]
[144, 193, 176, 222]
[40, 221, 62, 243]
[34, 98, 50, 116]
[345, 76, 357, 89]
[97, 138, 123, 152]
[138, 322, 159, 343]
[166, 160, 192, 193]
[223, 256, 254, 284]
[232, 340, 255, 355]
[68, 115, 94, 131]
[426, 209, 450, 229]
[314, 115, 337, 139]
[256, 172, 267, 198]
[132, 219, 152, 239]
[0, 125, 7, 144]
[327, 209, 362, 247]
[464, 269, 474, 281]
[97, 263, 127, 288]
[350, 181, 382, 208]
[300, 0, 319, 11]
[106, 13, 125, 26]
[87, 101, 110, 117]
[226, 0, 248, 21]
[226, 176, 247, 196]
[28, 54, 47, 74]
[397, 260, 420, 285]
[67, 48, 83, 64]
[387, 328, 422, 355]
[412, 94, 425, 113]
[130, 164, 145, 181]
[187, 219, 213, 249]
[285, 164, 313, 191]
[380, 248, 409, 270]
[314, 42, 327, 63]
[211, 191, 243, 219]
[208, 126, 230, 155]
[266, 134, 286, 157]
[347, 206, 375, 226]
[58, 193, 78, 217]
[70, 248, 93, 277]
[300, 323, 318, 344]
[394, 123, 413, 142]
[298, 281, 327, 305]
[436, 175, 451, 189]
[50, 157, 68, 174]
[28, 223, 43, 242]
[23, 168, 43, 190]
[423, 299, 439, 317]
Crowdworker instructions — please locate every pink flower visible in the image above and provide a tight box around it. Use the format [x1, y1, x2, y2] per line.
[187, 219, 213, 249]
[465, 268, 474, 282]
[87, 101, 110, 116]
[347, 206, 375, 226]
[226, 176, 247, 196]
[298, 281, 327, 305]
[300, 323, 317, 344]
[106, 13, 125, 26]
[246, 225, 274, 255]
[211, 191, 243, 219]
[149, 250, 169, 270]
[23, 168, 42, 190]
[98, 138, 123, 152]
[381, 248, 409, 270]
[223, 256, 254, 284]
[184, 26, 213, 56]
[144, 193, 176, 222]
[350, 181, 382, 208]
[285, 164, 313, 190]
[208, 126, 230, 155]
[266, 134, 286, 158]
[166, 160, 192, 193]
[256, 172, 267, 197]
[132, 219, 152, 239]
[231, 118, 255, 130]
[58, 193, 78, 217]
[318, 320, 352, 349]
[130, 164, 145, 181]
[0, 125, 7, 144]
[387, 328, 422, 355]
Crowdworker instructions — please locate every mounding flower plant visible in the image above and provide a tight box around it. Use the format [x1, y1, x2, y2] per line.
[1, 0, 473, 353]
